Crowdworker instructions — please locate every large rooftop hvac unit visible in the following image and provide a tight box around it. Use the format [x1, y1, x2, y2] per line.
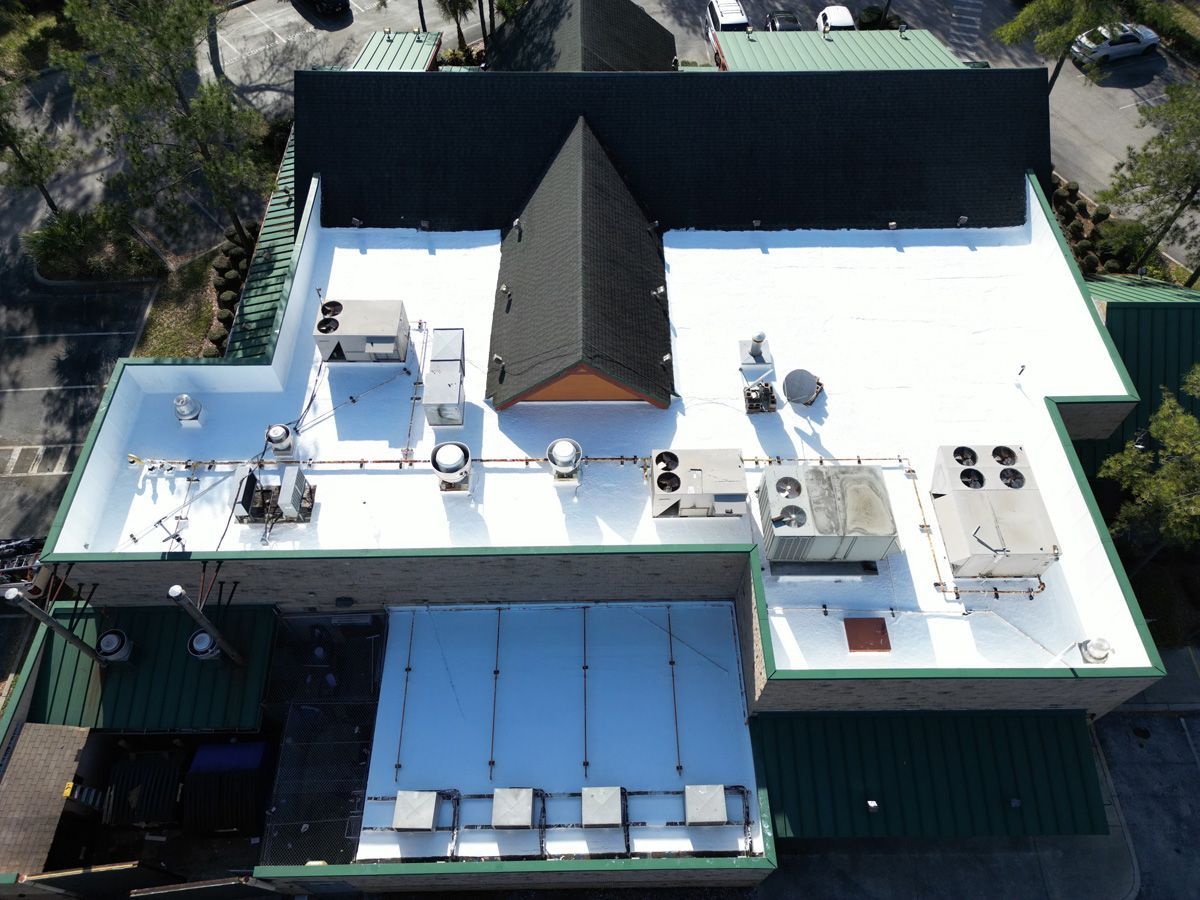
[650, 449, 746, 518]
[757, 465, 898, 563]
[313, 299, 410, 363]
[930, 444, 1060, 578]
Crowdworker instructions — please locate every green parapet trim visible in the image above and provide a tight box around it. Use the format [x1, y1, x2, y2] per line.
[750, 707, 778, 866]
[254, 856, 775, 881]
[0, 623, 48, 759]
[41, 543, 758, 565]
[749, 547, 777, 678]
[0, 874, 18, 886]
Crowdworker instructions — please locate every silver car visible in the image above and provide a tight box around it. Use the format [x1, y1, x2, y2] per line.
[1071, 23, 1160, 65]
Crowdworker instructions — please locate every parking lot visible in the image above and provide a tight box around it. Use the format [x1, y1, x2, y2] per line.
[0, 264, 152, 539]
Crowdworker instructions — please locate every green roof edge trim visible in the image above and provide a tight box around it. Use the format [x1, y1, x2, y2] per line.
[42, 176, 323, 560]
[253, 856, 775, 881]
[755, 175, 1161, 682]
[0, 874, 19, 885]
[0, 622, 49, 759]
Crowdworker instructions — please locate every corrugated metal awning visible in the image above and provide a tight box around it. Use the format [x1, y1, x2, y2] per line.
[752, 711, 1107, 839]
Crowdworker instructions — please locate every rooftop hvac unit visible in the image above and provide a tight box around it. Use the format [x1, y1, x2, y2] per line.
[930, 444, 1060, 578]
[312, 299, 410, 363]
[757, 465, 898, 563]
[423, 328, 465, 426]
[650, 449, 746, 518]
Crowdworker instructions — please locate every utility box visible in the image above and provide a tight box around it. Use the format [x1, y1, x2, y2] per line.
[423, 328, 465, 426]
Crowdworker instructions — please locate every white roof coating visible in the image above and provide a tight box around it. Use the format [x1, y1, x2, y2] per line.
[357, 603, 762, 860]
[51, 180, 1153, 671]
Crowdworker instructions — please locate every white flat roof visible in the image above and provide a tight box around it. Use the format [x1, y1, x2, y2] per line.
[51, 181, 1153, 671]
[357, 603, 763, 860]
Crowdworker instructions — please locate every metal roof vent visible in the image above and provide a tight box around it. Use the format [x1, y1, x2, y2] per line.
[174, 393, 202, 428]
[783, 369, 823, 406]
[187, 629, 221, 661]
[547, 438, 582, 481]
[1080, 638, 1112, 664]
[266, 424, 294, 460]
[432, 441, 471, 491]
[96, 628, 132, 663]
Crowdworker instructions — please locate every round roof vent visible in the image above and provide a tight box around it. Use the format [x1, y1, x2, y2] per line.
[97, 628, 132, 663]
[432, 441, 471, 485]
[1000, 468, 1025, 489]
[1081, 637, 1112, 663]
[547, 438, 582, 477]
[953, 446, 977, 466]
[992, 445, 1018, 466]
[960, 468, 985, 489]
[187, 629, 220, 661]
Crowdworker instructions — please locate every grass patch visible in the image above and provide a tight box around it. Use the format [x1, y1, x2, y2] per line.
[0, 2, 80, 77]
[134, 250, 218, 359]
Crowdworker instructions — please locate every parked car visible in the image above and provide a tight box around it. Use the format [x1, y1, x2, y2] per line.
[303, 0, 350, 15]
[705, 0, 750, 56]
[765, 10, 803, 31]
[816, 5, 857, 32]
[1070, 23, 1159, 64]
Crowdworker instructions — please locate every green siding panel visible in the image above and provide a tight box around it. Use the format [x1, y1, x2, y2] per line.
[1073, 277, 1200, 480]
[751, 711, 1107, 839]
[28, 606, 276, 732]
[719, 30, 964, 72]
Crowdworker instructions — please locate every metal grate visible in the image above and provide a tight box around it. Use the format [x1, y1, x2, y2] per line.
[259, 701, 377, 866]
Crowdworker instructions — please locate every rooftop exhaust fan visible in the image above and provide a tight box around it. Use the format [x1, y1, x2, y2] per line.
[96, 628, 132, 663]
[187, 629, 221, 661]
[546, 438, 583, 481]
[174, 393, 202, 428]
[266, 424, 295, 460]
[432, 441, 472, 491]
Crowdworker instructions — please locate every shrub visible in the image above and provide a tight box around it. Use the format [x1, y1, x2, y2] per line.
[1074, 199, 1090, 216]
[1104, 258, 1124, 273]
[22, 205, 164, 280]
[202, 344, 221, 358]
[1075, 239, 1094, 255]
[218, 290, 239, 308]
[227, 245, 246, 262]
[1082, 253, 1100, 273]
[1052, 187, 1071, 210]
[1067, 219, 1085, 239]
[216, 308, 235, 327]
[212, 253, 232, 274]
[224, 269, 242, 286]
[1066, 181, 1080, 198]
[220, 240, 238, 255]
[1093, 204, 1111, 225]
[1096, 218, 1149, 268]
[208, 324, 229, 345]
[237, 258, 248, 274]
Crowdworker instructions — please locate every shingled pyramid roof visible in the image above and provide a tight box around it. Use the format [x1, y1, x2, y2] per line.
[485, 117, 674, 409]
[487, 0, 677, 72]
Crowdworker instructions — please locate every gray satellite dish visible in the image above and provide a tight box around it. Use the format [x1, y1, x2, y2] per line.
[783, 369, 824, 406]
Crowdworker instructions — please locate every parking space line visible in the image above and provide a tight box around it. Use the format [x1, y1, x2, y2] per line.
[217, 30, 243, 59]
[1118, 94, 1167, 110]
[244, 4, 289, 44]
[349, 0, 367, 11]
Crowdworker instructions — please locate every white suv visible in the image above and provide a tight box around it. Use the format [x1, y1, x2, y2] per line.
[705, 0, 749, 58]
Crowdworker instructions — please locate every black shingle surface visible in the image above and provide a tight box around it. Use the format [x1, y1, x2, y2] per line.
[487, 0, 677, 72]
[486, 118, 673, 407]
[294, 69, 1051, 232]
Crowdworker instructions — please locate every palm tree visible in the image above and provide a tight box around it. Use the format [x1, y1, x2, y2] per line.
[437, 0, 474, 52]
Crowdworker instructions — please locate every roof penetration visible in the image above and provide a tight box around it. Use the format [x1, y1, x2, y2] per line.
[486, 117, 673, 408]
[28, 606, 276, 732]
[752, 711, 1107, 839]
[487, 0, 677, 71]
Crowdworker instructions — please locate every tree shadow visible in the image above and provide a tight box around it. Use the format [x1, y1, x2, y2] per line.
[289, 1, 354, 33]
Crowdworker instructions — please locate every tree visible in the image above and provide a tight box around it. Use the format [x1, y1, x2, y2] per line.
[994, 0, 1119, 94]
[1098, 84, 1200, 282]
[496, 0, 527, 19]
[0, 79, 76, 214]
[437, 0, 475, 52]
[1100, 365, 1200, 575]
[55, 0, 267, 248]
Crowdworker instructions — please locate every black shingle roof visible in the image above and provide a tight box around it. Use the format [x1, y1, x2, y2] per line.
[294, 68, 1051, 233]
[486, 118, 673, 408]
[487, 0, 677, 72]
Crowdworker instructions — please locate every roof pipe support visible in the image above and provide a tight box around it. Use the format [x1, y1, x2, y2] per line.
[5, 586, 106, 667]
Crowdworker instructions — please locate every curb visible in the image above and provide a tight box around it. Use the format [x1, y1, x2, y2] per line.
[31, 264, 159, 294]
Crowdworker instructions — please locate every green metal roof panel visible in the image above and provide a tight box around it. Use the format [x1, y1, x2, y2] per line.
[1074, 287, 1200, 479]
[718, 30, 965, 72]
[1086, 274, 1200, 304]
[28, 605, 275, 732]
[752, 711, 1106, 839]
[351, 32, 440, 71]
[227, 132, 296, 362]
